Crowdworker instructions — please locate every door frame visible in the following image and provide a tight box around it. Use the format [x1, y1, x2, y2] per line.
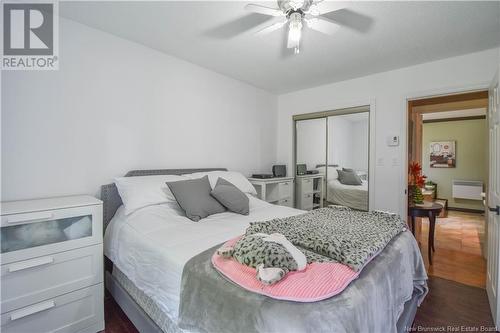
[292, 99, 376, 211]
[401, 82, 491, 219]
[487, 70, 500, 326]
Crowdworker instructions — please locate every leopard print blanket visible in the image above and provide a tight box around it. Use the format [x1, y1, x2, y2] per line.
[245, 206, 407, 271]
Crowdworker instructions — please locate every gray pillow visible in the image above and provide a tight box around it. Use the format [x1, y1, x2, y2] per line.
[166, 176, 226, 221]
[342, 168, 354, 172]
[338, 170, 363, 186]
[211, 178, 249, 215]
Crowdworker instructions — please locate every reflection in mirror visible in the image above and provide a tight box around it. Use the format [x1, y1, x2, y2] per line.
[326, 112, 369, 211]
[295, 118, 327, 211]
[295, 118, 327, 174]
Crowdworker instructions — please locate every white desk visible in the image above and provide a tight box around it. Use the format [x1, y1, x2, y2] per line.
[295, 174, 324, 210]
[248, 177, 294, 207]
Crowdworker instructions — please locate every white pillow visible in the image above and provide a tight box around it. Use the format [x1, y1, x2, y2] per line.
[315, 166, 339, 180]
[184, 171, 257, 196]
[114, 175, 189, 215]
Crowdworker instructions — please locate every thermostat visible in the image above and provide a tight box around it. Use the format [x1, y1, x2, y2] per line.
[387, 135, 399, 147]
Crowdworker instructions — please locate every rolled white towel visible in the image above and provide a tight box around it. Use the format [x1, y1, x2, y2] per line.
[261, 233, 307, 271]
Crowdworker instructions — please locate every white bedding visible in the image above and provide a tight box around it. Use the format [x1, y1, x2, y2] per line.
[104, 196, 302, 321]
[327, 179, 368, 211]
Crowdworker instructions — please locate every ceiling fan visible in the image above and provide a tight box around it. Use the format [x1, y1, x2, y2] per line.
[245, 0, 346, 54]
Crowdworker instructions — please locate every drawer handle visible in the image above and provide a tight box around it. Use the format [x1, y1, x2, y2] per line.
[5, 212, 53, 224]
[8, 256, 54, 273]
[10, 300, 55, 321]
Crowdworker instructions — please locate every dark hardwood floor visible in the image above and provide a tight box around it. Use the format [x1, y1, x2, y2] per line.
[413, 277, 496, 331]
[103, 292, 138, 333]
[103, 276, 496, 332]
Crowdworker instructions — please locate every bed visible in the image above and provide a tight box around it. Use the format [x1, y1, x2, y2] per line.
[102, 168, 427, 333]
[316, 165, 369, 211]
[327, 178, 368, 211]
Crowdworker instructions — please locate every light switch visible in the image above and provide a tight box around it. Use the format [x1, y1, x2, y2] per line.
[387, 135, 399, 147]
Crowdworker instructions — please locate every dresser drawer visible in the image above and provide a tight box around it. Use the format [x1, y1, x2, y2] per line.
[299, 178, 314, 193]
[1, 283, 104, 333]
[1, 205, 102, 264]
[278, 181, 292, 199]
[1, 244, 103, 313]
[299, 193, 314, 210]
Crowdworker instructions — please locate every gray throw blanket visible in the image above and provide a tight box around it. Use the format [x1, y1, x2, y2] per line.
[179, 209, 428, 333]
[245, 207, 408, 271]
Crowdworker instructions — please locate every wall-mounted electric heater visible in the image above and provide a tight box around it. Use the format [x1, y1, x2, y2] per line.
[452, 180, 483, 200]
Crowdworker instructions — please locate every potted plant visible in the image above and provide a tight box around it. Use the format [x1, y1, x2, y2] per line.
[408, 161, 427, 206]
[424, 180, 435, 191]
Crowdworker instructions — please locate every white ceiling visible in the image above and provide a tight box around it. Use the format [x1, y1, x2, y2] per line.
[60, 1, 500, 94]
[422, 108, 487, 120]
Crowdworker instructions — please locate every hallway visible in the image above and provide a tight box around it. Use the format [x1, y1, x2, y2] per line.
[419, 211, 486, 288]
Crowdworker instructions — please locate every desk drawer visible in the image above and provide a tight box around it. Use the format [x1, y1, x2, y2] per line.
[1, 284, 104, 333]
[299, 178, 313, 193]
[299, 193, 314, 210]
[278, 181, 292, 199]
[278, 198, 293, 207]
[1, 244, 103, 313]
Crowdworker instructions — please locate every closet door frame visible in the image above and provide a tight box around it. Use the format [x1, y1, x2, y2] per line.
[293, 103, 374, 211]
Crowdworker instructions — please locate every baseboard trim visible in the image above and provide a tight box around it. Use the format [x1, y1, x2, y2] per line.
[448, 207, 484, 214]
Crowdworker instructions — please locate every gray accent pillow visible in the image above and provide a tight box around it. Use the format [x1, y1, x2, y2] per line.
[211, 178, 249, 215]
[166, 175, 226, 221]
[337, 170, 363, 186]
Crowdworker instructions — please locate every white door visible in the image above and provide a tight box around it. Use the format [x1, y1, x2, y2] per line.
[487, 71, 500, 326]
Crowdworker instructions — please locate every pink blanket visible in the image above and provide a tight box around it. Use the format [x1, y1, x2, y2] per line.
[211, 236, 359, 302]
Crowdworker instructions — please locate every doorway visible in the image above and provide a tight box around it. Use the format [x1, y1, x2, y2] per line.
[407, 90, 489, 288]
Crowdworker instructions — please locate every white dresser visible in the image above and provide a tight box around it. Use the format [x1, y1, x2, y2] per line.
[0, 195, 105, 333]
[248, 177, 294, 207]
[295, 175, 324, 210]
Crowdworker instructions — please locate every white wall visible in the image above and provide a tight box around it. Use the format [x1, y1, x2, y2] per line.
[328, 116, 353, 168]
[277, 48, 499, 215]
[296, 118, 326, 170]
[1, 18, 278, 201]
[350, 120, 369, 172]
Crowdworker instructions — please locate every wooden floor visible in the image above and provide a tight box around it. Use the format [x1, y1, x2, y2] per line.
[413, 276, 495, 330]
[103, 292, 138, 333]
[418, 211, 486, 288]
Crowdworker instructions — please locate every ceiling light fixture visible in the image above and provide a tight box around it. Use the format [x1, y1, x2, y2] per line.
[245, 0, 359, 55]
[288, 0, 305, 11]
[288, 13, 303, 54]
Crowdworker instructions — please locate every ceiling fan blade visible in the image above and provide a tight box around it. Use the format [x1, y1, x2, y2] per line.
[306, 17, 340, 35]
[255, 19, 287, 36]
[245, 4, 284, 17]
[306, 1, 345, 16]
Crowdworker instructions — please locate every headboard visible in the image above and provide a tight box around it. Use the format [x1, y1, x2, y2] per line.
[315, 164, 339, 168]
[100, 168, 227, 230]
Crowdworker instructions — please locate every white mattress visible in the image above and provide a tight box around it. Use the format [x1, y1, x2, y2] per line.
[327, 179, 368, 211]
[104, 196, 302, 321]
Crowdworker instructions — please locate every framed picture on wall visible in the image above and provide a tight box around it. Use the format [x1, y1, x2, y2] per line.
[430, 141, 456, 168]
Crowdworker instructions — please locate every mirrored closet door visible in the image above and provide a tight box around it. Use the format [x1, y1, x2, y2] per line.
[294, 106, 370, 211]
[295, 118, 327, 211]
